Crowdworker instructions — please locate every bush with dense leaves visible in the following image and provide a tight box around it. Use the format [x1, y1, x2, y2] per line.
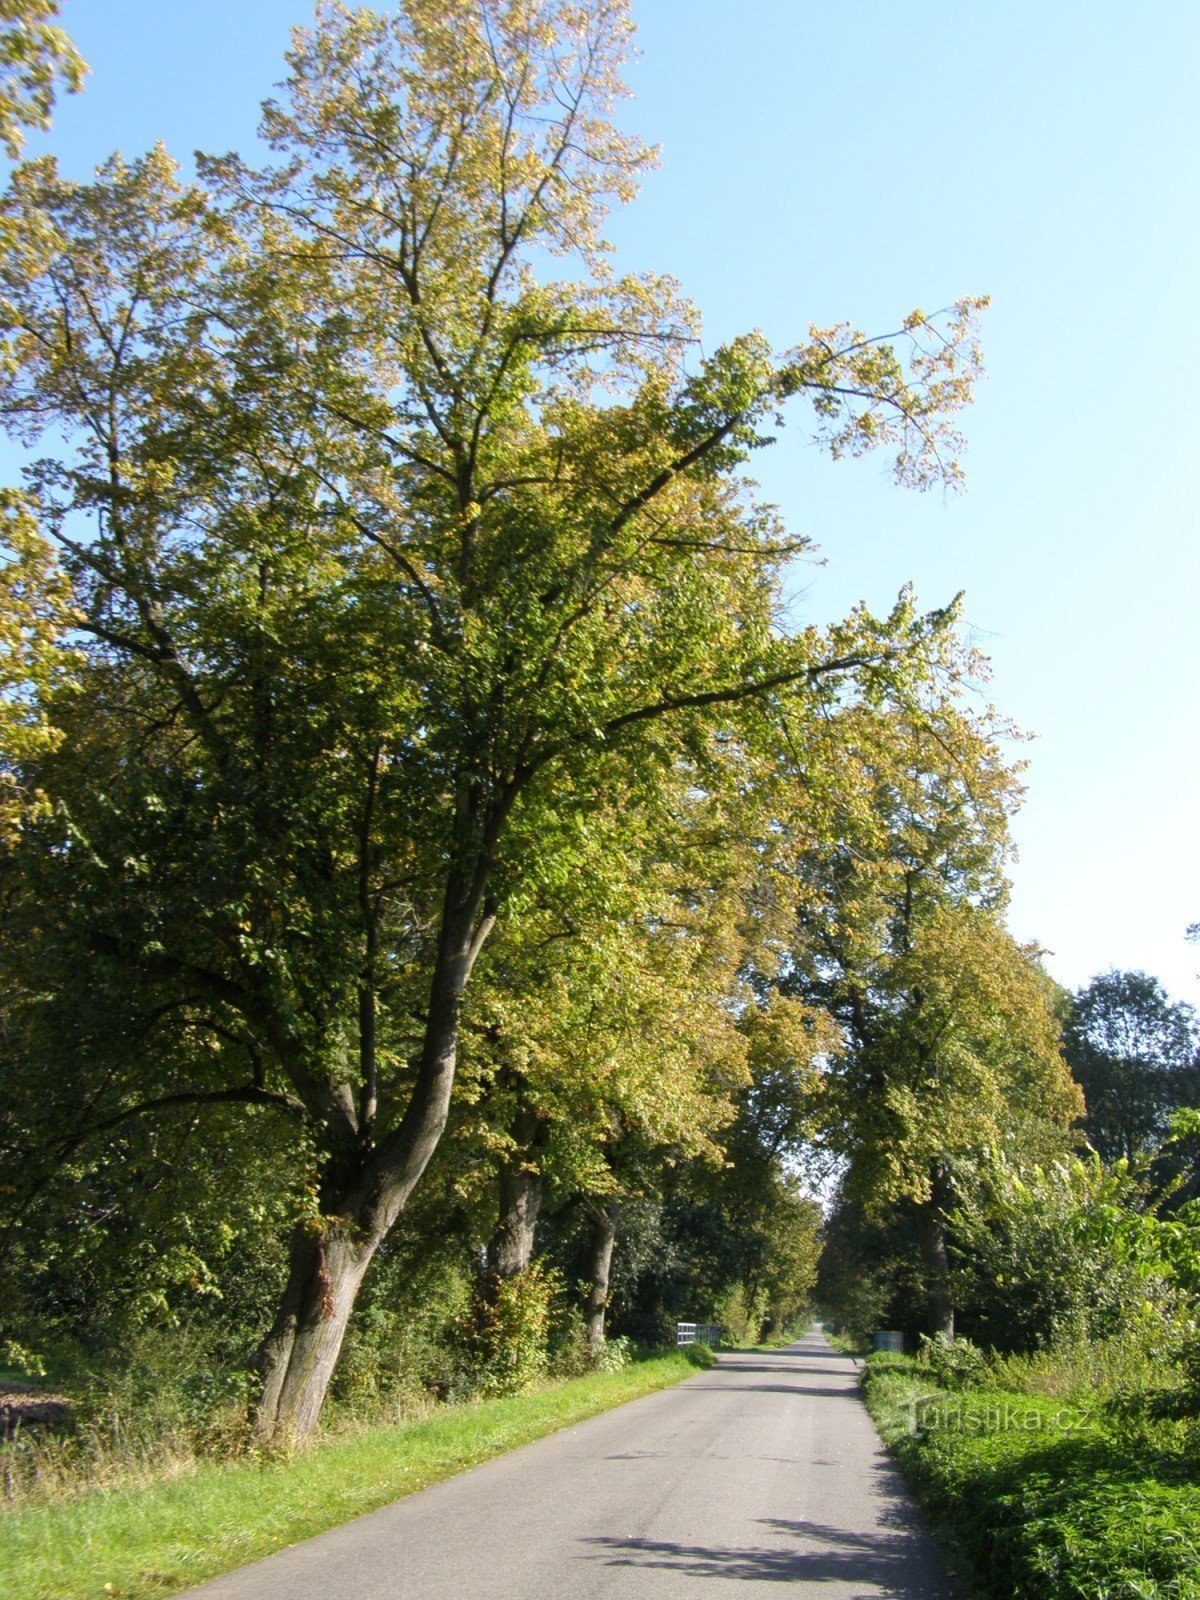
[863, 1347, 1200, 1600]
[468, 1268, 555, 1398]
[916, 1332, 987, 1390]
[950, 1154, 1177, 1352]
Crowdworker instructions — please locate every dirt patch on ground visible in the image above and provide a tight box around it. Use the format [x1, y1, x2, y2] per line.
[0, 1382, 72, 1437]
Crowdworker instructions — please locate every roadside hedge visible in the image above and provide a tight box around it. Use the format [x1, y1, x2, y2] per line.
[863, 1352, 1200, 1600]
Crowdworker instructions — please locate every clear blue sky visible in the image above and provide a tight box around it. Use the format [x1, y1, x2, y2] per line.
[23, 1, 1200, 1005]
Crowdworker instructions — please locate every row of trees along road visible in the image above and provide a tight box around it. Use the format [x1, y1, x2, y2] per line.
[0, 0, 1026, 1441]
[775, 692, 1082, 1337]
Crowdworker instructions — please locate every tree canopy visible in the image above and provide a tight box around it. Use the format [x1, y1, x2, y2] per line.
[1065, 970, 1199, 1164]
[0, 0, 997, 1436]
[0, 0, 84, 160]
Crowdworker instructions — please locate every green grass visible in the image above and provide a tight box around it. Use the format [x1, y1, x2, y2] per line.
[0, 1350, 708, 1600]
[818, 1325, 868, 1358]
[862, 1352, 1200, 1600]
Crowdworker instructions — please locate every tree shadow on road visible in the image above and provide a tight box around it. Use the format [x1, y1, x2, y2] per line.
[716, 1354, 856, 1375]
[710, 1360, 831, 1374]
[685, 1384, 863, 1397]
[580, 1516, 949, 1594]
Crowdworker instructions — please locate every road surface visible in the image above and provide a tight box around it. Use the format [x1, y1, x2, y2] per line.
[189, 1328, 954, 1598]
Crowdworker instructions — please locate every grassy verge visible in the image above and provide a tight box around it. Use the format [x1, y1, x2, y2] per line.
[862, 1352, 1200, 1600]
[818, 1325, 867, 1358]
[0, 1349, 710, 1600]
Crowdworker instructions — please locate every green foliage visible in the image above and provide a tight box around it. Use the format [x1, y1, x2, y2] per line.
[820, 1275, 895, 1349]
[824, 900, 1079, 1216]
[542, 1302, 631, 1379]
[984, 1329, 1185, 1414]
[915, 1332, 987, 1390]
[785, 686, 1080, 1338]
[0, 1326, 255, 1504]
[68, 1330, 255, 1462]
[862, 1349, 918, 1384]
[603, 1147, 821, 1349]
[1152, 1108, 1200, 1219]
[0, 0, 988, 1440]
[591, 1335, 635, 1374]
[0, 0, 85, 159]
[950, 1153, 1179, 1353]
[850, 1093, 1200, 1597]
[713, 1284, 766, 1348]
[466, 1267, 555, 1399]
[816, 1187, 929, 1345]
[0, 1339, 44, 1380]
[680, 1342, 717, 1369]
[1065, 970, 1199, 1165]
[601, 994, 825, 1348]
[864, 1358, 1200, 1600]
[331, 1252, 475, 1415]
[0, 491, 75, 836]
[0, 1106, 299, 1374]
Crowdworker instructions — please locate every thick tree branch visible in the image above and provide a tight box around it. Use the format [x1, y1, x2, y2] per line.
[78, 1083, 307, 1139]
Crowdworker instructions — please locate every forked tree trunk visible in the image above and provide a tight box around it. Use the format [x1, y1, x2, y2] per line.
[584, 1203, 620, 1352]
[254, 867, 494, 1444]
[915, 1167, 955, 1339]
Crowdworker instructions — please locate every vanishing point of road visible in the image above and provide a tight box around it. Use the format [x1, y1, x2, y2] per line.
[190, 1328, 953, 1598]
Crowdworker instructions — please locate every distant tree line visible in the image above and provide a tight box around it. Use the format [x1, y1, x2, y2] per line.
[820, 966, 1200, 1344]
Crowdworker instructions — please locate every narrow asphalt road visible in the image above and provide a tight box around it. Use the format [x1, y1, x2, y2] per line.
[189, 1329, 953, 1598]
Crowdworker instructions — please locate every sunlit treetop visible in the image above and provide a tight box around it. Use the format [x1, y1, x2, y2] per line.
[0, 0, 85, 160]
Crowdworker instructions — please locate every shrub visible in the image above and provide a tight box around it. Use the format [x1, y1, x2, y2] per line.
[545, 1304, 591, 1380]
[951, 1154, 1177, 1352]
[0, 1327, 254, 1504]
[879, 1396, 1200, 1599]
[917, 1332, 987, 1390]
[864, 1350, 920, 1381]
[331, 1246, 475, 1413]
[592, 1335, 634, 1373]
[864, 1331, 1200, 1600]
[468, 1266, 555, 1398]
[984, 1326, 1185, 1414]
[681, 1342, 717, 1369]
[713, 1284, 765, 1347]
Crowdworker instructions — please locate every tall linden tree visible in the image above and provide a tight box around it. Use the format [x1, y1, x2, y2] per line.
[0, 0, 987, 1438]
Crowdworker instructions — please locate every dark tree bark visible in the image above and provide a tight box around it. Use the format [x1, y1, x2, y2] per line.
[584, 1202, 620, 1352]
[253, 856, 496, 1443]
[254, 1223, 373, 1444]
[488, 1104, 545, 1281]
[914, 1166, 955, 1339]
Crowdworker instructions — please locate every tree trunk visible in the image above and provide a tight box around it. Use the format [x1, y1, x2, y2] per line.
[489, 1118, 544, 1280]
[254, 1221, 374, 1445]
[254, 856, 497, 1443]
[584, 1203, 620, 1353]
[915, 1168, 955, 1339]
